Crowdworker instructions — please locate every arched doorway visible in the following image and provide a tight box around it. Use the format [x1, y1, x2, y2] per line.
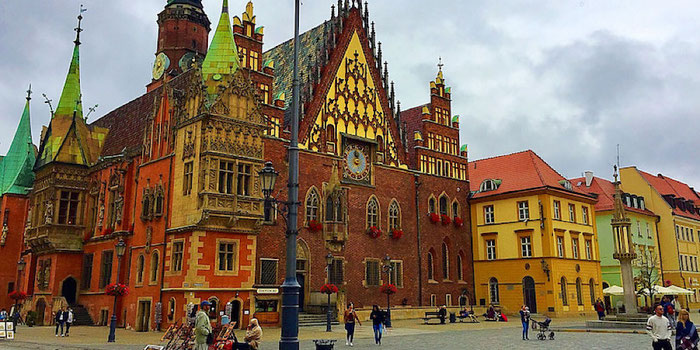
[296, 240, 310, 312]
[602, 282, 611, 313]
[61, 277, 78, 305]
[231, 300, 241, 329]
[35, 299, 46, 326]
[522, 276, 537, 313]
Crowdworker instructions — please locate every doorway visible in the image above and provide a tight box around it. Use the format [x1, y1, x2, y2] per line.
[231, 300, 241, 329]
[602, 282, 611, 313]
[136, 300, 151, 332]
[61, 277, 78, 305]
[522, 276, 537, 313]
[35, 299, 46, 326]
[296, 273, 306, 312]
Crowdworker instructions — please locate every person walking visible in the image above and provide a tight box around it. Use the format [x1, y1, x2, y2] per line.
[519, 305, 531, 340]
[667, 297, 677, 328]
[676, 309, 699, 350]
[344, 302, 361, 346]
[595, 298, 605, 320]
[65, 308, 74, 337]
[194, 301, 213, 350]
[244, 318, 263, 350]
[370, 305, 385, 345]
[438, 305, 447, 324]
[55, 307, 66, 337]
[647, 304, 673, 350]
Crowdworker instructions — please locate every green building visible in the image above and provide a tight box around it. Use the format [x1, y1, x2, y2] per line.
[573, 173, 660, 309]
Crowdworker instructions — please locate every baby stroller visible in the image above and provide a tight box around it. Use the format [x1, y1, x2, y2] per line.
[531, 317, 555, 340]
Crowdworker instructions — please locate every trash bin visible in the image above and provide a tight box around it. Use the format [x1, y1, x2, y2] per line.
[449, 312, 456, 323]
[313, 339, 337, 350]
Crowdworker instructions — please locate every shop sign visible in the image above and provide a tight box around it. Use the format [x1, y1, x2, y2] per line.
[257, 288, 279, 294]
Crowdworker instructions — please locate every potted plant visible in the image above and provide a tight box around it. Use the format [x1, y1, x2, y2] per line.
[441, 214, 451, 225]
[367, 226, 382, 238]
[105, 283, 130, 297]
[390, 229, 403, 240]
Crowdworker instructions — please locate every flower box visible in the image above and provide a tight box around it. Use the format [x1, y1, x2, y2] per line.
[308, 220, 323, 232]
[429, 213, 440, 224]
[105, 283, 129, 297]
[390, 229, 403, 240]
[367, 226, 382, 238]
[453, 217, 464, 228]
[441, 214, 451, 225]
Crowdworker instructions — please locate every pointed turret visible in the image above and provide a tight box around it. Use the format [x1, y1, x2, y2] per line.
[0, 87, 36, 195]
[201, 0, 241, 87]
[54, 13, 84, 119]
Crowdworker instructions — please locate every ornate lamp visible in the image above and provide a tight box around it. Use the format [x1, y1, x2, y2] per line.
[115, 238, 126, 258]
[17, 258, 26, 272]
[258, 161, 278, 199]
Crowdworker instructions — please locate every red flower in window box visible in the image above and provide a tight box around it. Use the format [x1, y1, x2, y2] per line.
[103, 227, 114, 236]
[8, 291, 27, 301]
[367, 226, 382, 238]
[441, 214, 451, 225]
[320, 283, 339, 294]
[390, 229, 403, 240]
[308, 220, 323, 232]
[453, 217, 464, 228]
[105, 283, 129, 297]
[429, 213, 440, 224]
[380, 283, 398, 295]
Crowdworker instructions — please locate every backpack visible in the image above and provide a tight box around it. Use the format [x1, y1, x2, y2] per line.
[668, 305, 675, 315]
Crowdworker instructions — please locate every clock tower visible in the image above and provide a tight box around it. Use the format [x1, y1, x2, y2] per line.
[151, 0, 211, 85]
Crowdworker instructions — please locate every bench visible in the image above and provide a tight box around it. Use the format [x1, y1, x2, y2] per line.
[422, 311, 445, 324]
[456, 312, 479, 323]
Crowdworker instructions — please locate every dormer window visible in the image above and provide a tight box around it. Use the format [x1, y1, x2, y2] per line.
[559, 180, 573, 191]
[480, 179, 500, 192]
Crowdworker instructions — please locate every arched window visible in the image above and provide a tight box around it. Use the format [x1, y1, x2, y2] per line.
[305, 188, 319, 223]
[442, 242, 450, 280]
[150, 251, 160, 283]
[325, 196, 334, 221]
[208, 297, 219, 319]
[561, 277, 568, 306]
[388, 200, 400, 230]
[589, 278, 596, 305]
[428, 197, 436, 214]
[439, 195, 448, 216]
[457, 253, 464, 281]
[452, 200, 460, 218]
[377, 135, 384, 153]
[168, 297, 176, 322]
[489, 277, 500, 304]
[335, 196, 343, 222]
[367, 197, 379, 228]
[576, 278, 583, 305]
[427, 252, 434, 281]
[136, 254, 145, 284]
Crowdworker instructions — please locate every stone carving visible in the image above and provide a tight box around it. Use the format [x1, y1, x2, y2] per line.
[0, 224, 7, 246]
[25, 207, 32, 236]
[114, 194, 124, 224]
[97, 202, 105, 227]
[145, 226, 153, 253]
[44, 200, 53, 225]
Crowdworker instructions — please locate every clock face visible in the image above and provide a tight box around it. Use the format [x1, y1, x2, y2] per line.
[343, 144, 370, 182]
[152, 53, 170, 80]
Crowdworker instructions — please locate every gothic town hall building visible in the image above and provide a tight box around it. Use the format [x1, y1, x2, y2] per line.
[0, 0, 473, 330]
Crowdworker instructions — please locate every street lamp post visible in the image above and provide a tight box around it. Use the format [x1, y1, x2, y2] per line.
[325, 252, 333, 332]
[382, 255, 393, 328]
[107, 238, 126, 343]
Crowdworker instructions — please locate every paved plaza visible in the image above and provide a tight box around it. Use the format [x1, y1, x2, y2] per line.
[0, 319, 651, 350]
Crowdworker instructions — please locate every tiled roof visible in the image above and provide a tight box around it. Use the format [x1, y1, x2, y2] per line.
[263, 21, 330, 122]
[571, 176, 656, 216]
[469, 150, 591, 199]
[635, 169, 700, 220]
[0, 97, 35, 195]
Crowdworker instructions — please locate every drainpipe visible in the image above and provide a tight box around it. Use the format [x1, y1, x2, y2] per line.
[654, 218, 664, 288]
[414, 174, 422, 306]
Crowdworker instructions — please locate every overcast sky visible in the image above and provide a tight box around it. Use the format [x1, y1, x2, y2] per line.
[1, 1, 699, 189]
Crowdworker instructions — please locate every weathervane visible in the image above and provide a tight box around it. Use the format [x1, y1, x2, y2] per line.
[42, 93, 54, 116]
[26, 84, 32, 101]
[86, 104, 99, 121]
[437, 57, 444, 72]
[74, 4, 87, 45]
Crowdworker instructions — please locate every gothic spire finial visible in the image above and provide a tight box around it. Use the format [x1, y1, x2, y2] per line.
[74, 5, 87, 46]
[438, 56, 444, 72]
[26, 84, 32, 101]
[331, 4, 335, 18]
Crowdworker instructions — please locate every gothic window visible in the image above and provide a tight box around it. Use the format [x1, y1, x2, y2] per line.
[452, 200, 460, 218]
[305, 188, 320, 223]
[428, 197, 436, 214]
[325, 194, 344, 223]
[457, 253, 464, 281]
[560, 277, 568, 306]
[141, 188, 151, 220]
[154, 186, 164, 217]
[136, 254, 145, 284]
[183, 162, 194, 195]
[489, 277, 499, 304]
[58, 190, 80, 225]
[218, 160, 235, 194]
[427, 252, 435, 281]
[99, 251, 114, 289]
[150, 251, 159, 283]
[237, 163, 252, 196]
[366, 197, 379, 229]
[576, 278, 583, 305]
[439, 195, 449, 216]
[388, 200, 400, 230]
[442, 242, 450, 280]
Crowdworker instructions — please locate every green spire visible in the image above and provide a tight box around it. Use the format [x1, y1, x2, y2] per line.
[0, 87, 36, 195]
[54, 14, 84, 119]
[201, 0, 240, 83]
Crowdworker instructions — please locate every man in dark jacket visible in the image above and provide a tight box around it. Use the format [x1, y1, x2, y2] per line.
[55, 307, 66, 336]
[439, 305, 447, 324]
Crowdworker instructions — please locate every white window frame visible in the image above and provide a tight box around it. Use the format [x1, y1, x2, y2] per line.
[553, 201, 561, 220]
[520, 236, 532, 258]
[484, 205, 494, 224]
[486, 239, 496, 260]
[557, 236, 564, 258]
[518, 201, 530, 221]
[572, 238, 579, 259]
[585, 240, 592, 260]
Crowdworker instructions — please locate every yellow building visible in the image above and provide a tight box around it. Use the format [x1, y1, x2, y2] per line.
[620, 167, 700, 308]
[470, 151, 602, 317]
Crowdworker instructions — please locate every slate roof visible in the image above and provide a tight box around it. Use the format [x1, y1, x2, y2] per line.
[469, 150, 592, 199]
[0, 97, 36, 195]
[263, 21, 330, 121]
[571, 176, 656, 216]
[635, 169, 700, 220]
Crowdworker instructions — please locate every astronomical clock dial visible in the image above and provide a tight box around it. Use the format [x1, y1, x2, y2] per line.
[179, 52, 198, 72]
[152, 52, 170, 80]
[343, 144, 370, 182]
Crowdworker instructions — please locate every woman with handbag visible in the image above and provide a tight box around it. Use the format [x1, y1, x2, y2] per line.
[676, 309, 699, 350]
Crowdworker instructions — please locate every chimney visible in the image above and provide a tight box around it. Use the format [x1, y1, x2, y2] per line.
[584, 171, 594, 187]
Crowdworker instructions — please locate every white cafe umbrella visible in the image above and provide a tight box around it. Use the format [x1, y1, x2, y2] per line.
[603, 285, 624, 296]
[665, 285, 694, 296]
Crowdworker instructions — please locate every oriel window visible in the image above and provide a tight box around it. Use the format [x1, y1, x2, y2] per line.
[237, 163, 251, 196]
[58, 190, 80, 225]
[218, 160, 235, 194]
